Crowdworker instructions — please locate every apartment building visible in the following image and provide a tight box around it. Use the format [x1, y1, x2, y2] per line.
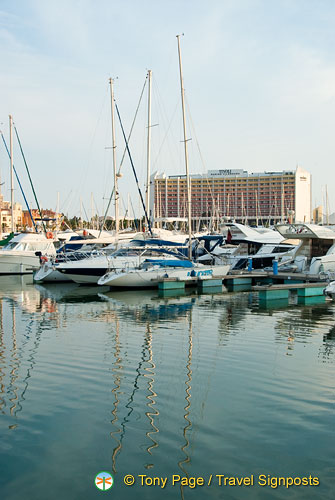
[22, 209, 61, 229]
[0, 193, 23, 233]
[150, 166, 311, 226]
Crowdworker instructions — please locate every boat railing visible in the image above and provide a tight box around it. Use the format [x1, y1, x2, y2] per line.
[319, 270, 335, 282]
[54, 250, 102, 264]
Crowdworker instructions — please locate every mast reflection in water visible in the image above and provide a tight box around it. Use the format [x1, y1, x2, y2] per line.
[0, 279, 334, 500]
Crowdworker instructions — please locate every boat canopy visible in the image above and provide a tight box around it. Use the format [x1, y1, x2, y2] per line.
[144, 259, 194, 268]
[276, 223, 335, 240]
[130, 238, 185, 247]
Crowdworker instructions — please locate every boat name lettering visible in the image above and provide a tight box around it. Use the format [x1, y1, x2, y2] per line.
[187, 270, 213, 277]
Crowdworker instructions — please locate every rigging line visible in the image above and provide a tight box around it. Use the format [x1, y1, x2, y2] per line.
[185, 96, 217, 210]
[115, 101, 152, 235]
[93, 195, 100, 224]
[0, 132, 38, 232]
[13, 125, 47, 233]
[60, 189, 73, 215]
[70, 86, 110, 215]
[150, 74, 181, 167]
[118, 76, 148, 175]
[98, 76, 148, 236]
[129, 196, 138, 231]
[151, 99, 180, 170]
[120, 194, 129, 223]
[82, 202, 90, 225]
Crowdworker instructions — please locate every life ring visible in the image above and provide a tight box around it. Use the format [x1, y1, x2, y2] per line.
[41, 255, 48, 263]
[46, 231, 53, 239]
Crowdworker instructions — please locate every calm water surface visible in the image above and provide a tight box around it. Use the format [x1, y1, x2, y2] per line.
[0, 276, 334, 500]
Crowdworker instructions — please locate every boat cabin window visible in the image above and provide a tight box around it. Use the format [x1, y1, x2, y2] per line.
[15, 243, 29, 251]
[3, 242, 19, 250]
[272, 246, 292, 253]
[311, 239, 334, 257]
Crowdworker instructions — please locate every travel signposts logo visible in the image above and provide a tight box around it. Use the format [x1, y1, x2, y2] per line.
[95, 472, 114, 491]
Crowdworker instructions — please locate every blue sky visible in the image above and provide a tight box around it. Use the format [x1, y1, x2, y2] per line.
[1, 0, 335, 218]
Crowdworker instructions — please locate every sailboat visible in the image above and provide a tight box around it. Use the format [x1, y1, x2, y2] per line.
[0, 116, 57, 274]
[97, 36, 230, 288]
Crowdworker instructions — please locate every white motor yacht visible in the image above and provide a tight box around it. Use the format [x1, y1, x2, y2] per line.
[275, 223, 335, 274]
[54, 240, 190, 284]
[0, 232, 56, 274]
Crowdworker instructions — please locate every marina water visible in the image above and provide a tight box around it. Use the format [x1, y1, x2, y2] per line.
[0, 276, 334, 499]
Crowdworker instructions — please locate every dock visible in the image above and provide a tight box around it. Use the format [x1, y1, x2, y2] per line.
[156, 270, 329, 305]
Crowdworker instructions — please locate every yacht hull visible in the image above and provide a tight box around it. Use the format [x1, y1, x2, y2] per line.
[98, 264, 230, 288]
[34, 262, 72, 282]
[0, 253, 40, 274]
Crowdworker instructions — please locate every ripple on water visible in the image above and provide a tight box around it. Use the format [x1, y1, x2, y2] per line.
[0, 284, 334, 500]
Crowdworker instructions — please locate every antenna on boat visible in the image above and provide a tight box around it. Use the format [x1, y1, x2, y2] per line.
[177, 34, 192, 260]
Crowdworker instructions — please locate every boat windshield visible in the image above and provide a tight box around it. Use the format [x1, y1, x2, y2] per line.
[3, 242, 19, 250]
[2, 241, 54, 252]
[110, 246, 187, 259]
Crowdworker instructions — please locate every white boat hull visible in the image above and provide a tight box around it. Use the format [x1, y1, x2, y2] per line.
[323, 281, 335, 300]
[98, 264, 230, 288]
[0, 233, 56, 275]
[56, 255, 143, 284]
[0, 253, 41, 274]
[34, 262, 72, 282]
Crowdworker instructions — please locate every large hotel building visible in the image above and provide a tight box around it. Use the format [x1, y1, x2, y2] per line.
[149, 166, 311, 227]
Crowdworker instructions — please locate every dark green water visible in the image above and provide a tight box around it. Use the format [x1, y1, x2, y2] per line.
[0, 276, 334, 500]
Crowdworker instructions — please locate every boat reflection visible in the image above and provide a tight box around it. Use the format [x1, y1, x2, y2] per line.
[110, 315, 122, 474]
[108, 323, 160, 473]
[178, 309, 193, 500]
[0, 283, 46, 423]
[1, 275, 333, 490]
[34, 283, 110, 303]
[144, 324, 159, 460]
[319, 324, 335, 361]
[0, 275, 43, 314]
[99, 289, 196, 325]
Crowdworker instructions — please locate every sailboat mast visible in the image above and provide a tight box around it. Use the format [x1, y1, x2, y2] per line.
[91, 192, 94, 229]
[0, 162, 2, 237]
[109, 78, 119, 234]
[80, 197, 83, 229]
[9, 115, 14, 233]
[326, 185, 329, 225]
[146, 70, 152, 225]
[177, 35, 192, 260]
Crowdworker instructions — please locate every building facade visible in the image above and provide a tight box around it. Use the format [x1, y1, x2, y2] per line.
[22, 209, 61, 229]
[0, 193, 23, 233]
[150, 166, 311, 226]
